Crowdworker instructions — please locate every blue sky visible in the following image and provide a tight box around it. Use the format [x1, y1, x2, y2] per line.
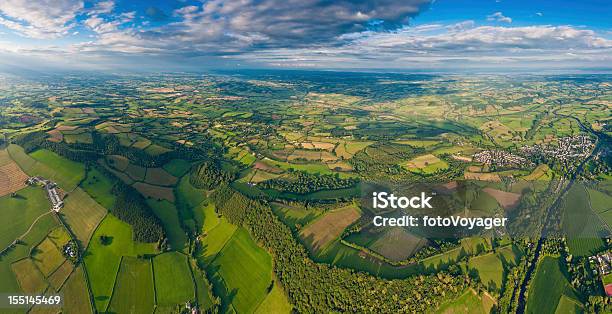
[0, 0, 610, 72]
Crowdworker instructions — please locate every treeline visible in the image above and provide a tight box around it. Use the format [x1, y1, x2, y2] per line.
[12, 130, 223, 167]
[210, 185, 472, 312]
[189, 161, 234, 190]
[111, 183, 165, 243]
[259, 172, 358, 194]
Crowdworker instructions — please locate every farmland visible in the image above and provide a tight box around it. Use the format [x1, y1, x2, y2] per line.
[1, 70, 610, 313]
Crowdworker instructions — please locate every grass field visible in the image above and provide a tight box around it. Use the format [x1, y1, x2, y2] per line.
[108, 257, 155, 314]
[59, 266, 93, 314]
[153, 252, 195, 305]
[255, 281, 292, 314]
[270, 202, 322, 232]
[30, 149, 85, 190]
[147, 199, 188, 251]
[61, 188, 107, 247]
[403, 154, 448, 174]
[526, 256, 579, 314]
[162, 159, 191, 177]
[32, 237, 65, 276]
[208, 228, 273, 313]
[435, 289, 495, 314]
[0, 210, 58, 296]
[81, 167, 115, 209]
[563, 186, 607, 256]
[84, 214, 157, 311]
[0, 186, 50, 249]
[190, 259, 214, 312]
[201, 217, 237, 258]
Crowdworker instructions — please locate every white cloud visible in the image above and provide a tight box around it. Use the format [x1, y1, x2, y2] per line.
[487, 12, 512, 23]
[0, 0, 83, 39]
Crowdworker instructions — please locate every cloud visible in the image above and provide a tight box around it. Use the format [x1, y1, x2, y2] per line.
[0, 0, 83, 39]
[487, 12, 512, 23]
[536, 12, 543, 17]
[233, 23, 612, 68]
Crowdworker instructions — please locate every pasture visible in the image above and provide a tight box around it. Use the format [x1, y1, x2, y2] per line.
[255, 281, 292, 314]
[208, 228, 272, 313]
[133, 182, 175, 202]
[30, 149, 85, 190]
[435, 289, 495, 314]
[526, 256, 578, 314]
[108, 257, 155, 314]
[84, 214, 156, 311]
[153, 252, 195, 305]
[147, 199, 188, 251]
[0, 186, 49, 249]
[403, 154, 448, 174]
[81, 167, 116, 209]
[162, 159, 191, 177]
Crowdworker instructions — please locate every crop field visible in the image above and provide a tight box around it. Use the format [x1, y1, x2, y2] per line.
[208, 228, 272, 313]
[61, 188, 107, 246]
[153, 252, 195, 305]
[133, 182, 175, 202]
[483, 188, 521, 209]
[0, 150, 28, 197]
[526, 256, 578, 314]
[108, 257, 156, 314]
[59, 266, 93, 314]
[11, 258, 48, 293]
[32, 237, 65, 276]
[300, 204, 360, 252]
[81, 167, 115, 209]
[346, 227, 427, 262]
[125, 163, 147, 181]
[0, 186, 50, 249]
[48, 260, 73, 290]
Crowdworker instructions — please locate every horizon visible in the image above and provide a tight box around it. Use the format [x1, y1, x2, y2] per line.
[1, 0, 611, 72]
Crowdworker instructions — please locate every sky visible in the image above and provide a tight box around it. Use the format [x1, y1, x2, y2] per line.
[0, 0, 610, 72]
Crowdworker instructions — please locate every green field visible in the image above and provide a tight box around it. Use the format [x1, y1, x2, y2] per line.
[526, 256, 580, 314]
[435, 289, 495, 314]
[147, 199, 188, 251]
[81, 167, 116, 209]
[108, 257, 156, 314]
[162, 159, 192, 177]
[208, 228, 273, 313]
[153, 252, 195, 305]
[563, 185, 607, 256]
[84, 214, 157, 311]
[32, 237, 65, 276]
[255, 281, 293, 314]
[30, 149, 85, 190]
[0, 186, 50, 249]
